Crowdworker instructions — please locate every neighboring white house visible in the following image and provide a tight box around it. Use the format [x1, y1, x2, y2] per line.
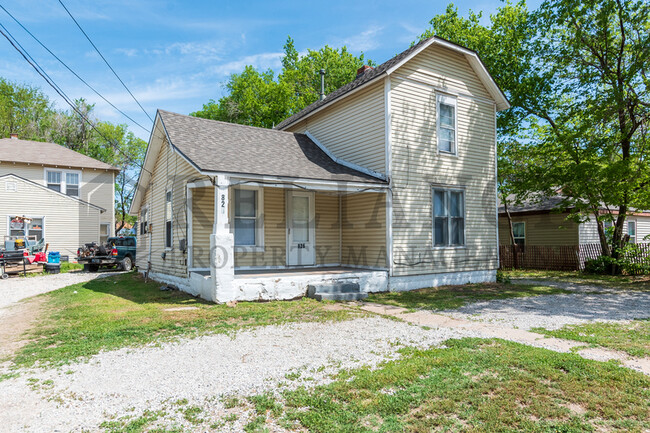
[0, 136, 119, 257]
[130, 36, 510, 303]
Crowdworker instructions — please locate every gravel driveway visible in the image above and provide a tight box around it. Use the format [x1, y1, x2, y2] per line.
[441, 282, 650, 330]
[0, 270, 120, 310]
[0, 317, 480, 433]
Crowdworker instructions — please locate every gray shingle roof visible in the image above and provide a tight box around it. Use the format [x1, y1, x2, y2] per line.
[0, 138, 119, 171]
[158, 110, 385, 184]
[275, 37, 432, 130]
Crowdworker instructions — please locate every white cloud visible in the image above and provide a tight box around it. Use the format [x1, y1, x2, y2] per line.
[337, 26, 384, 52]
[207, 51, 284, 77]
[116, 48, 139, 57]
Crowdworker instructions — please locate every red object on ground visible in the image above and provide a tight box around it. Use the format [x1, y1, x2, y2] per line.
[34, 252, 47, 262]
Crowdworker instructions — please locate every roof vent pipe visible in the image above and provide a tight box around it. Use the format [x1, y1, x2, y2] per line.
[319, 69, 326, 101]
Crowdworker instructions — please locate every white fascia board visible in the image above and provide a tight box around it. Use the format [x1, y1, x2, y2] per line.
[304, 131, 386, 181]
[218, 172, 388, 192]
[385, 37, 510, 112]
[129, 112, 162, 216]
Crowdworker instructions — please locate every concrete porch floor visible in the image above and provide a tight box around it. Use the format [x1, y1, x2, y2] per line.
[234, 266, 380, 278]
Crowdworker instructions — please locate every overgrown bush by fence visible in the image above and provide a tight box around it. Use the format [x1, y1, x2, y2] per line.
[499, 243, 650, 272]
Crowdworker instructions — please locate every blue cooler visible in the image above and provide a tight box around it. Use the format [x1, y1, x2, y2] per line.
[48, 252, 60, 264]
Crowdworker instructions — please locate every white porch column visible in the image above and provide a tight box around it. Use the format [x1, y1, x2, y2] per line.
[210, 175, 235, 303]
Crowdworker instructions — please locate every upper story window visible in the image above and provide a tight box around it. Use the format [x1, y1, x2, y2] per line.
[139, 207, 148, 235]
[433, 188, 465, 247]
[45, 169, 80, 197]
[512, 222, 525, 247]
[234, 188, 263, 247]
[437, 94, 457, 155]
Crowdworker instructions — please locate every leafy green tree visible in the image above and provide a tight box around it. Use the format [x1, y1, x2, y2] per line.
[0, 78, 56, 140]
[423, 0, 650, 263]
[192, 37, 373, 128]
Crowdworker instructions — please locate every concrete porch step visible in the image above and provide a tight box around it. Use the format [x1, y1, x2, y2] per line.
[306, 282, 367, 302]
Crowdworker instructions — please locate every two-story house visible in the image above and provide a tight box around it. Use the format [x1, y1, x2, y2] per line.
[0, 135, 118, 257]
[129, 36, 509, 302]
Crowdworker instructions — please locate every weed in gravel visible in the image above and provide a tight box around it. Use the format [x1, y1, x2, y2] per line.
[249, 393, 283, 418]
[223, 413, 238, 422]
[243, 415, 268, 433]
[180, 406, 204, 425]
[0, 372, 19, 382]
[100, 409, 164, 433]
[222, 396, 241, 409]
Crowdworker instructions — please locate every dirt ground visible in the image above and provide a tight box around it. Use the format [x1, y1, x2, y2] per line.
[0, 297, 45, 362]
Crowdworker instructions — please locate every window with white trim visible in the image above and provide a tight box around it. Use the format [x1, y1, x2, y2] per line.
[234, 188, 261, 247]
[140, 207, 148, 235]
[433, 188, 465, 246]
[45, 169, 81, 196]
[165, 190, 173, 249]
[628, 220, 636, 243]
[100, 223, 110, 244]
[46, 170, 61, 193]
[8, 216, 44, 241]
[512, 222, 525, 247]
[437, 94, 457, 155]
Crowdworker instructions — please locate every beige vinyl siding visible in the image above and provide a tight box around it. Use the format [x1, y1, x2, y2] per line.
[135, 140, 207, 276]
[390, 44, 497, 277]
[0, 175, 101, 257]
[234, 187, 286, 268]
[285, 81, 386, 174]
[191, 186, 214, 268]
[342, 192, 387, 268]
[315, 193, 340, 265]
[0, 163, 115, 231]
[499, 213, 579, 246]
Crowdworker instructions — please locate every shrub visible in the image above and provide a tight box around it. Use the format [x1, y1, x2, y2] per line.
[496, 269, 511, 284]
[584, 244, 650, 275]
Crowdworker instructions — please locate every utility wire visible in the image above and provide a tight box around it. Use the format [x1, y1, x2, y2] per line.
[57, 0, 154, 124]
[0, 4, 150, 133]
[0, 24, 152, 175]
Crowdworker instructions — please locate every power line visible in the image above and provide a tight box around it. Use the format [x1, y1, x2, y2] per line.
[0, 24, 152, 176]
[0, 4, 150, 133]
[57, 0, 154, 124]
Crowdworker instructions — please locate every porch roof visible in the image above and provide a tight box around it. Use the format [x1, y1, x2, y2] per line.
[158, 110, 386, 185]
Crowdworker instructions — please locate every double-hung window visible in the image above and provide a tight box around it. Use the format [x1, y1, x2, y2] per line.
[512, 222, 525, 247]
[140, 208, 148, 235]
[45, 169, 80, 196]
[65, 173, 79, 197]
[46, 171, 61, 193]
[437, 94, 457, 155]
[165, 190, 173, 248]
[234, 188, 260, 247]
[433, 188, 465, 247]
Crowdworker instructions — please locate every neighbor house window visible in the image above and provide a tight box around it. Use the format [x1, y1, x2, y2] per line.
[628, 220, 636, 243]
[433, 188, 465, 246]
[45, 169, 81, 196]
[165, 190, 172, 249]
[8, 216, 44, 242]
[66, 173, 79, 197]
[512, 222, 525, 247]
[46, 171, 61, 192]
[437, 94, 457, 155]
[234, 188, 260, 246]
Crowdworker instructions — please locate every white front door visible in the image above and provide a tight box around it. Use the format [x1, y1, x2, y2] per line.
[287, 191, 315, 266]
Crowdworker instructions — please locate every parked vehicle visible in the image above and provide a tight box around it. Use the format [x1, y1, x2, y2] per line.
[77, 236, 136, 272]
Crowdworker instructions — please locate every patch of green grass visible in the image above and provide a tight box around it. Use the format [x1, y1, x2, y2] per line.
[277, 338, 650, 432]
[244, 415, 268, 433]
[0, 372, 19, 382]
[503, 269, 650, 291]
[21, 262, 84, 278]
[249, 393, 283, 417]
[12, 272, 361, 368]
[180, 406, 204, 424]
[532, 319, 650, 358]
[100, 409, 164, 433]
[223, 414, 238, 422]
[222, 396, 241, 409]
[368, 282, 571, 311]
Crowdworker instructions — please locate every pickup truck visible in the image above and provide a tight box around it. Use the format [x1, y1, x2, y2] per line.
[77, 236, 136, 272]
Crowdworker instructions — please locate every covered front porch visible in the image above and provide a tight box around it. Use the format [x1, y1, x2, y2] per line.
[186, 175, 389, 302]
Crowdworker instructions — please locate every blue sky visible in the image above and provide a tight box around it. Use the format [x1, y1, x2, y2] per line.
[0, 0, 540, 141]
